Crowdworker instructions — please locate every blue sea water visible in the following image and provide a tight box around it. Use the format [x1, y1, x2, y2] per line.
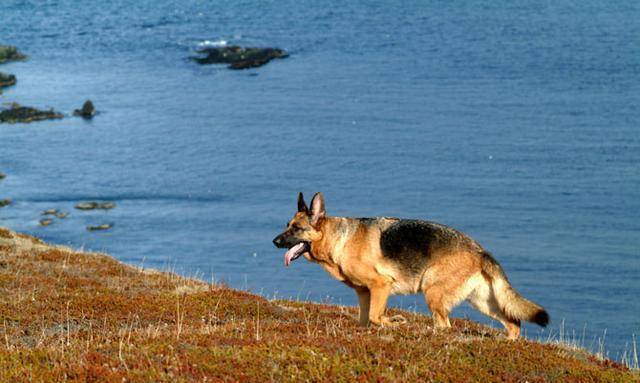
[1, 0, 638, 360]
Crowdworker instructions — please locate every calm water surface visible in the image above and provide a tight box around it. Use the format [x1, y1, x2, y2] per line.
[1, 0, 638, 359]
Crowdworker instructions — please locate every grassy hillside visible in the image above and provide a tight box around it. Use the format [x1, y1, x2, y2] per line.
[0, 227, 636, 382]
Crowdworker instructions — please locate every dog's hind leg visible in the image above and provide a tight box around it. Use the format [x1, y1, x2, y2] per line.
[466, 274, 521, 339]
[354, 287, 371, 326]
[422, 251, 483, 329]
[423, 284, 453, 328]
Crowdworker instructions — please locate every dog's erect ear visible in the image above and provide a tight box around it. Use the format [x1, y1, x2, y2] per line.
[297, 192, 309, 213]
[309, 192, 325, 226]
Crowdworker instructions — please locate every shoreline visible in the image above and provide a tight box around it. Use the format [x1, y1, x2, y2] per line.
[0, 227, 636, 382]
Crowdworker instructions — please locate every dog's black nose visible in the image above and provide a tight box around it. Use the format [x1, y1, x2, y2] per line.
[273, 235, 284, 248]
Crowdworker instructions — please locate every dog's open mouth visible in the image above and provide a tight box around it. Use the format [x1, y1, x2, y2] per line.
[284, 242, 309, 267]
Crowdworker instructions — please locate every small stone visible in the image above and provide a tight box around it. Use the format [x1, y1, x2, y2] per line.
[55, 212, 69, 219]
[42, 209, 59, 216]
[87, 223, 113, 231]
[0, 199, 11, 208]
[75, 202, 99, 210]
[73, 100, 96, 119]
[39, 218, 53, 226]
[75, 201, 115, 210]
[0, 72, 17, 92]
[99, 202, 115, 210]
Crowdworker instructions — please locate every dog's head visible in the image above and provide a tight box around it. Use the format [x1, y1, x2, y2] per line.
[273, 192, 325, 266]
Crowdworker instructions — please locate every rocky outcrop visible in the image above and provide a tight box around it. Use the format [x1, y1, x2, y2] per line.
[73, 100, 96, 119]
[0, 72, 16, 93]
[0, 199, 11, 208]
[87, 223, 113, 231]
[75, 202, 115, 210]
[0, 103, 63, 124]
[191, 46, 288, 69]
[0, 45, 27, 64]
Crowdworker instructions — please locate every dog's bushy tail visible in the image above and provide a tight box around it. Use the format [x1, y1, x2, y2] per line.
[481, 251, 549, 327]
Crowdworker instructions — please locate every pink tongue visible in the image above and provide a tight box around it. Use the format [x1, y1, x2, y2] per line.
[284, 242, 305, 267]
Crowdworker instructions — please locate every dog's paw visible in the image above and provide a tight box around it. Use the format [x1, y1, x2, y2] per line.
[372, 315, 407, 327]
[390, 314, 407, 324]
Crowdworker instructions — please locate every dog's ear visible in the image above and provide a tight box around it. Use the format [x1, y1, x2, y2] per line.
[309, 192, 325, 226]
[297, 192, 309, 213]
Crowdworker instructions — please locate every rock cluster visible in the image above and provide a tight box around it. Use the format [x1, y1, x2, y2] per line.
[0, 72, 16, 93]
[73, 100, 96, 119]
[0, 103, 64, 124]
[0, 45, 27, 64]
[191, 46, 288, 69]
[75, 201, 116, 210]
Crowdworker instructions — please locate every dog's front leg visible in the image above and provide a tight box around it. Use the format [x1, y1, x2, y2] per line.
[354, 287, 371, 326]
[368, 284, 392, 326]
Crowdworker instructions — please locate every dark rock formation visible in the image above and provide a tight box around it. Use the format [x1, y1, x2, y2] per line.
[0, 72, 16, 93]
[0, 45, 27, 64]
[73, 100, 96, 119]
[191, 46, 288, 70]
[0, 199, 11, 208]
[41, 209, 68, 219]
[87, 223, 113, 231]
[75, 201, 116, 210]
[0, 172, 5, 180]
[39, 218, 53, 227]
[0, 103, 63, 124]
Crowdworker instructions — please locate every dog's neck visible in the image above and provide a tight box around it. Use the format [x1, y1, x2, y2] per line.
[309, 216, 357, 265]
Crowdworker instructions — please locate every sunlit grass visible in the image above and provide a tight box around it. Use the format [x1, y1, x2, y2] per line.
[0, 227, 637, 382]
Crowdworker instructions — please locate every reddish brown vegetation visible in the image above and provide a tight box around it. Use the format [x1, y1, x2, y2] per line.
[0, 228, 637, 382]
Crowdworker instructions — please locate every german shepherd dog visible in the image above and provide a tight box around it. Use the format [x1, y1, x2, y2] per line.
[273, 192, 549, 339]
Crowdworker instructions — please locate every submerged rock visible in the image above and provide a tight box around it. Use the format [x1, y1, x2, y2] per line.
[73, 100, 96, 119]
[87, 223, 113, 231]
[191, 46, 288, 70]
[41, 209, 68, 219]
[75, 201, 116, 210]
[0, 45, 27, 64]
[0, 199, 11, 208]
[39, 218, 53, 227]
[0, 72, 16, 93]
[0, 103, 63, 124]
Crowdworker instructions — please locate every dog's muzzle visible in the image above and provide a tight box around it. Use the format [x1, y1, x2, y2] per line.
[272, 234, 286, 248]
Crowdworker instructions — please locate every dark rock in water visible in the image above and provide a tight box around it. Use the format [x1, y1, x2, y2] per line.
[0, 72, 16, 93]
[73, 100, 96, 119]
[191, 46, 288, 70]
[55, 212, 69, 219]
[75, 201, 116, 210]
[87, 223, 113, 231]
[42, 208, 59, 216]
[75, 202, 98, 210]
[0, 199, 11, 208]
[0, 103, 63, 124]
[39, 218, 53, 227]
[99, 202, 116, 210]
[0, 45, 27, 64]
[0, 172, 5, 180]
